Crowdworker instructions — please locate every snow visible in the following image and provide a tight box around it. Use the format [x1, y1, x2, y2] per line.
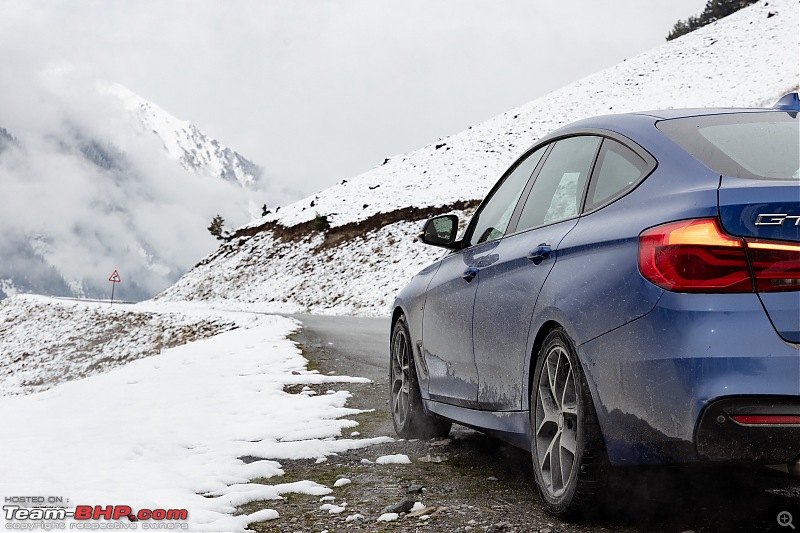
[345, 513, 364, 522]
[319, 503, 347, 514]
[333, 478, 352, 487]
[101, 83, 261, 190]
[0, 295, 238, 396]
[158, 0, 800, 317]
[0, 300, 392, 532]
[376, 454, 412, 465]
[377, 512, 400, 522]
[410, 502, 426, 512]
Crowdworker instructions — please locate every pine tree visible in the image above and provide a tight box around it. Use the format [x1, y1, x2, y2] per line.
[208, 215, 225, 240]
[666, 0, 758, 40]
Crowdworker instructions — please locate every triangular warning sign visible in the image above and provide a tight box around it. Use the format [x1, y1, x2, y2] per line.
[108, 270, 121, 283]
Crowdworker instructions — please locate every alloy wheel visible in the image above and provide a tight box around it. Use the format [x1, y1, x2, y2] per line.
[390, 328, 411, 428]
[534, 345, 579, 497]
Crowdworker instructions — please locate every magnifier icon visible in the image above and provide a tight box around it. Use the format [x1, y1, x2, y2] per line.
[779, 511, 795, 529]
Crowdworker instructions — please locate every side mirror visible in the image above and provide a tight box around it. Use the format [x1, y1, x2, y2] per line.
[418, 214, 460, 249]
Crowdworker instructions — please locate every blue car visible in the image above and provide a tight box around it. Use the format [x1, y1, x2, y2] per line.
[390, 94, 800, 518]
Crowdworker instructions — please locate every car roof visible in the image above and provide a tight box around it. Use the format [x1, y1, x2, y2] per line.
[542, 107, 789, 144]
[629, 107, 782, 119]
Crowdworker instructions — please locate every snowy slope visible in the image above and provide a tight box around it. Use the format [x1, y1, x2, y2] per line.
[159, 0, 799, 316]
[103, 83, 262, 189]
[0, 295, 239, 396]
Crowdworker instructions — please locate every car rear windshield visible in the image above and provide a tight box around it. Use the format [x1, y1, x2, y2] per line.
[656, 111, 799, 180]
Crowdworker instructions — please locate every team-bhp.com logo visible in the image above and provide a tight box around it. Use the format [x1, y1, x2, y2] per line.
[4, 504, 188, 530]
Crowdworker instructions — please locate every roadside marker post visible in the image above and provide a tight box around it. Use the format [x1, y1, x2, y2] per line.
[108, 270, 121, 306]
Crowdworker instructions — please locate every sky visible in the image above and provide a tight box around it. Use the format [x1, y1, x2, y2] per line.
[0, 0, 707, 202]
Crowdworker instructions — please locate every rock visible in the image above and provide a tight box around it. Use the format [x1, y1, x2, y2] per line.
[406, 484, 425, 494]
[430, 438, 452, 446]
[382, 496, 416, 514]
[487, 476, 499, 482]
[417, 453, 445, 463]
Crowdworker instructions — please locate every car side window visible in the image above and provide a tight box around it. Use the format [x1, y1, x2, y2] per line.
[467, 146, 546, 247]
[515, 136, 601, 233]
[585, 139, 649, 211]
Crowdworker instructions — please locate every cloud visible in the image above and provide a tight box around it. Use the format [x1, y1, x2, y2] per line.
[0, 64, 254, 300]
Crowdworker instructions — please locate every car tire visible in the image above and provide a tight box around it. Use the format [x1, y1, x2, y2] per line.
[390, 315, 452, 439]
[530, 328, 606, 520]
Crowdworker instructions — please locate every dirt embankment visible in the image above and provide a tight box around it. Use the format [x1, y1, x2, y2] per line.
[196, 200, 481, 269]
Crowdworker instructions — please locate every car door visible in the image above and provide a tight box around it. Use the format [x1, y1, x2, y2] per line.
[473, 135, 603, 410]
[422, 145, 546, 408]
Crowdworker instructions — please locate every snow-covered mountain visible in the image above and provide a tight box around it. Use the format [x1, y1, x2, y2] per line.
[157, 0, 799, 316]
[0, 82, 278, 302]
[102, 83, 262, 189]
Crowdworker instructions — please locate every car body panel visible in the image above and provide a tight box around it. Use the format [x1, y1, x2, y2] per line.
[473, 218, 578, 411]
[718, 177, 800, 242]
[422, 241, 502, 408]
[426, 400, 531, 450]
[393, 260, 443, 395]
[579, 291, 800, 465]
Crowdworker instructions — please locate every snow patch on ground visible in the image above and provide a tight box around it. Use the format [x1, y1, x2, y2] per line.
[376, 454, 412, 465]
[0, 302, 392, 531]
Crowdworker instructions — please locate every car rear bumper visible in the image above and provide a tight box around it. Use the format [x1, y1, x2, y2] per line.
[578, 291, 800, 466]
[696, 397, 800, 463]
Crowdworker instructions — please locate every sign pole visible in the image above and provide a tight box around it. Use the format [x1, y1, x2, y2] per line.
[108, 270, 121, 307]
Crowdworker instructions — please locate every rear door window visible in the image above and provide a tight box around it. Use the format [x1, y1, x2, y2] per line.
[514, 135, 601, 233]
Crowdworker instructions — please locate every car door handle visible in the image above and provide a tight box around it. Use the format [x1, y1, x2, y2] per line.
[527, 244, 552, 265]
[462, 266, 479, 281]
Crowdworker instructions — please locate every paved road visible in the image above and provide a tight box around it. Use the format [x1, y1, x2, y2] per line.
[290, 314, 800, 532]
[289, 314, 389, 382]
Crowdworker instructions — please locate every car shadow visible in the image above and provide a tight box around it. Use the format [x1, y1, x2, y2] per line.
[451, 426, 800, 532]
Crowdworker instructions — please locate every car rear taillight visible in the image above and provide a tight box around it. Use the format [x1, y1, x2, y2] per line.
[745, 240, 800, 292]
[638, 218, 800, 293]
[731, 415, 800, 426]
[639, 219, 751, 292]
